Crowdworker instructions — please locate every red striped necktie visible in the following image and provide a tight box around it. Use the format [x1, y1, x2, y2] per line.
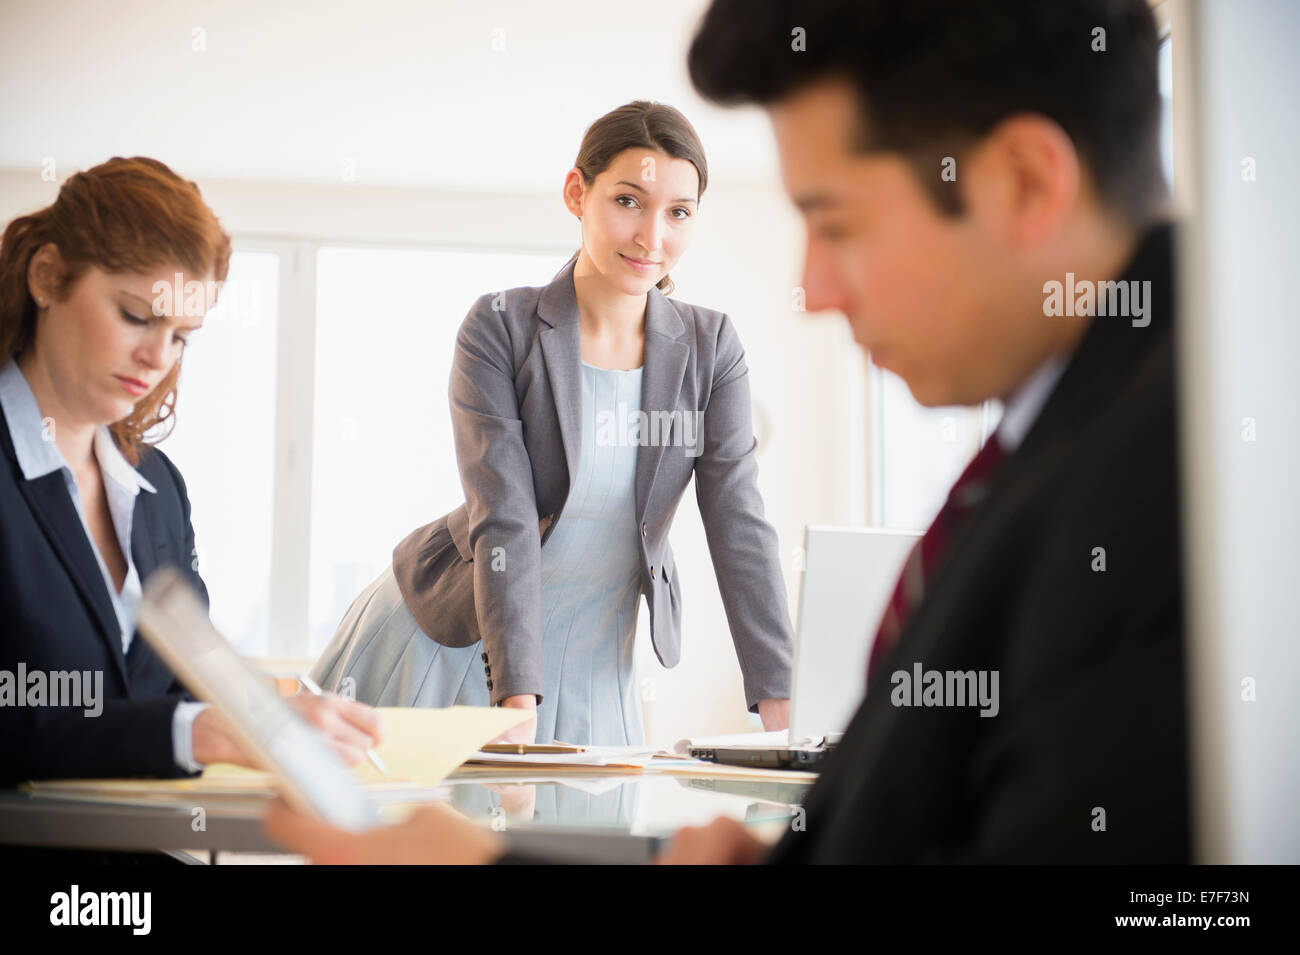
[866, 435, 1008, 686]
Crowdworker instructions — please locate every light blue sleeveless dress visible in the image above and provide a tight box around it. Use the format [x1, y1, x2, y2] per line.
[311, 360, 646, 746]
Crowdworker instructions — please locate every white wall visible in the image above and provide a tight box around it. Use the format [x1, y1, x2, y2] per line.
[1174, 0, 1300, 863]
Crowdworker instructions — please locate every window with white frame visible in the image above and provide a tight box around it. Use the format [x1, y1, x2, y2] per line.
[158, 242, 569, 658]
[307, 246, 571, 653]
[157, 250, 280, 655]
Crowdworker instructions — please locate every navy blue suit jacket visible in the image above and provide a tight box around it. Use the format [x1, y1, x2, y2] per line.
[0, 413, 207, 784]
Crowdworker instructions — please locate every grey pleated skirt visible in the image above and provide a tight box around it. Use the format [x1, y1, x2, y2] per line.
[310, 563, 494, 710]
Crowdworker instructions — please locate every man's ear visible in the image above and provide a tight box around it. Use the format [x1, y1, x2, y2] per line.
[27, 242, 66, 304]
[966, 113, 1080, 248]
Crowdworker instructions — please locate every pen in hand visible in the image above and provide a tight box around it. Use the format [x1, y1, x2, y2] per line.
[296, 673, 389, 776]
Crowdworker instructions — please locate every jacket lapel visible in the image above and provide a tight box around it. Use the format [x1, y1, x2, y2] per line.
[126, 499, 166, 678]
[536, 259, 689, 520]
[131, 492, 163, 586]
[635, 289, 688, 520]
[537, 263, 583, 491]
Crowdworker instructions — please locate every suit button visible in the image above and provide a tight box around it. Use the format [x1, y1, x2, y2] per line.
[484, 665, 491, 676]
[641, 522, 647, 537]
[486, 679, 493, 690]
[650, 565, 656, 580]
[481, 652, 488, 663]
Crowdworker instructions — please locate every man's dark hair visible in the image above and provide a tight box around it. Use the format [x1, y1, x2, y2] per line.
[687, 0, 1167, 223]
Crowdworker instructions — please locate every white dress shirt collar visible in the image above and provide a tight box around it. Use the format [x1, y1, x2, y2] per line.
[996, 355, 1068, 453]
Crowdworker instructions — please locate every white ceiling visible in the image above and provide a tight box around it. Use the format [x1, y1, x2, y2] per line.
[0, 0, 782, 192]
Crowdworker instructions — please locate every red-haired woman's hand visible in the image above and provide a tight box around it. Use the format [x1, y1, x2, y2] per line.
[191, 693, 382, 769]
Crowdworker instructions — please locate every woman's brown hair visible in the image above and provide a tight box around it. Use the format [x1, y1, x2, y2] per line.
[0, 156, 232, 464]
[571, 101, 708, 296]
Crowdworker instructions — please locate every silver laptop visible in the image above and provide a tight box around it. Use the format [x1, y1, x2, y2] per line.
[690, 525, 920, 769]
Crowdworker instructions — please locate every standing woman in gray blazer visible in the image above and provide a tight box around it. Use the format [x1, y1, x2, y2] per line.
[312, 101, 793, 745]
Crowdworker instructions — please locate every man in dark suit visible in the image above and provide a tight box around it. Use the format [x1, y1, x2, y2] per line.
[264, 0, 1189, 863]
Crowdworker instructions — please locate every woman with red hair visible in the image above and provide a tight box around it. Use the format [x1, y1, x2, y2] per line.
[0, 157, 378, 790]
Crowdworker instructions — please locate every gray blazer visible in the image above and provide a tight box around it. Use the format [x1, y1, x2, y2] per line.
[392, 257, 793, 711]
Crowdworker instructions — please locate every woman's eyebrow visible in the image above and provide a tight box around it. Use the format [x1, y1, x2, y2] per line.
[121, 289, 201, 327]
[614, 180, 698, 204]
[121, 290, 167, 315]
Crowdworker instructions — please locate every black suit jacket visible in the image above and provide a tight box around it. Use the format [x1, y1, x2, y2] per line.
[764, 223, 1189, 863]
[496, 223, 1189, 865]
[0, 413, 208, 785]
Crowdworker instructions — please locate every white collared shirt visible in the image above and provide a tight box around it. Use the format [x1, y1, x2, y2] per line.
[996, 356, 1068, 453]
[0, 357, 207, 772]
